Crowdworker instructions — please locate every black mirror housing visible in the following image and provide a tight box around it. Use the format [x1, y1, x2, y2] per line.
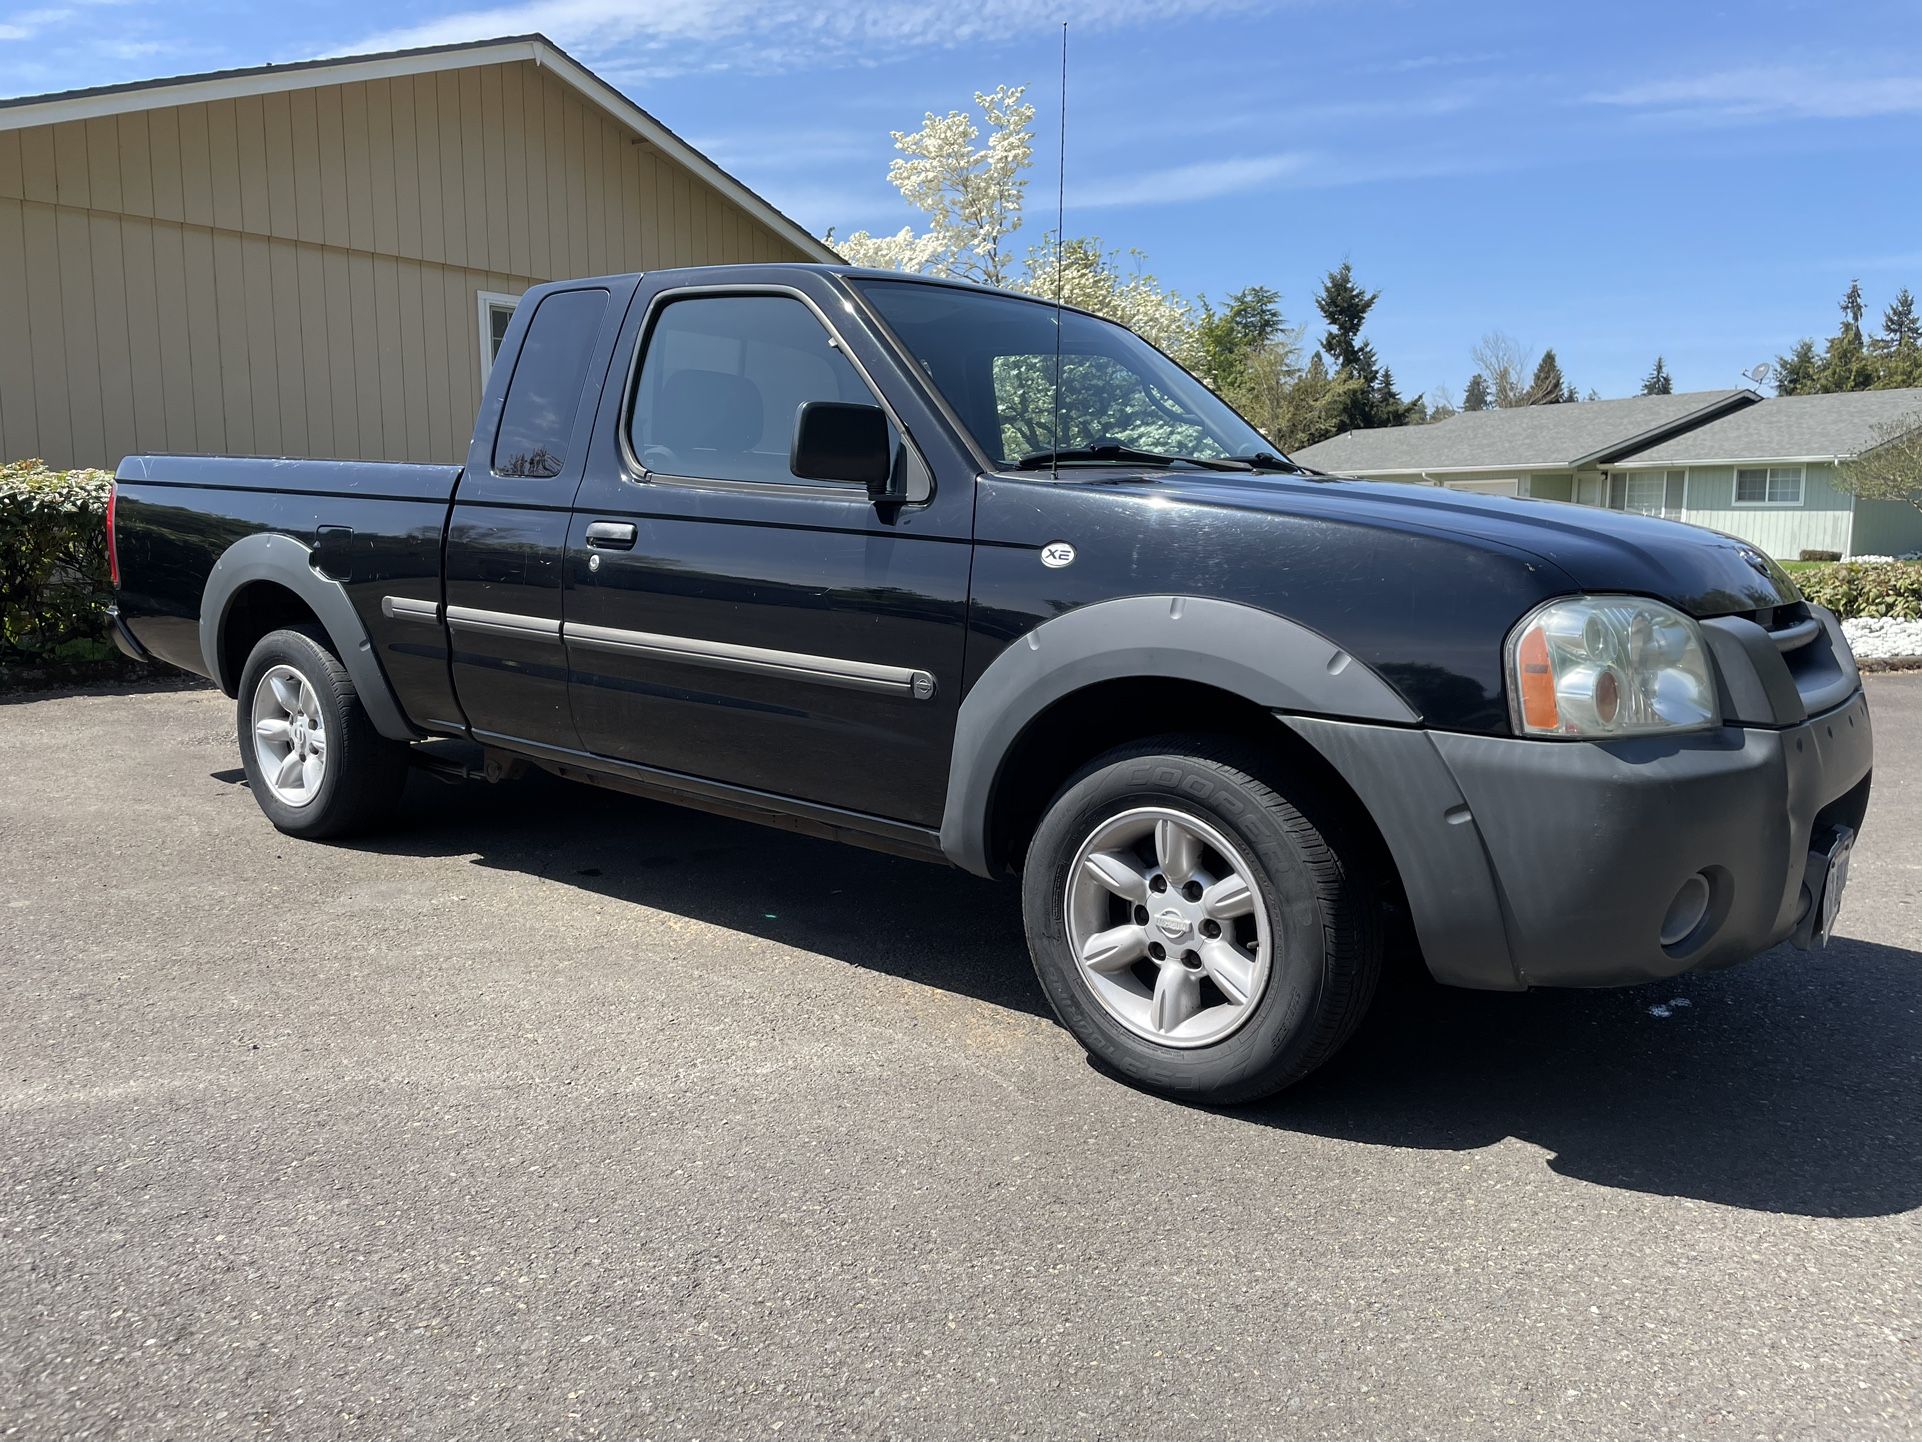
[791, 401, 895, 497]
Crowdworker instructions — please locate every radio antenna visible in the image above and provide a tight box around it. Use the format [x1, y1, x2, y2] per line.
[1051, 21, 1067, 480]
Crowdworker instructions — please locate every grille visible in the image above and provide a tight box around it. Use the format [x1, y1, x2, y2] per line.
[1742, 601, 1854, 716]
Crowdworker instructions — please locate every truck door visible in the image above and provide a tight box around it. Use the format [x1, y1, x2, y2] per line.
[443, 282, 626, 750]
[562, 275, 973, 829]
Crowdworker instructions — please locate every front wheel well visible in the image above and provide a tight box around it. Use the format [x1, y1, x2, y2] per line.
[217, 581, 326, 693]
[983, 677, 1407, 915]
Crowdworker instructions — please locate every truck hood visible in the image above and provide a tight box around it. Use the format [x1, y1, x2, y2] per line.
[1106, 470, 1800, 617]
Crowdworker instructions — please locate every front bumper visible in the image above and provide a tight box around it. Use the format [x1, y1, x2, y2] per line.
[1286, 686, 1874, 990]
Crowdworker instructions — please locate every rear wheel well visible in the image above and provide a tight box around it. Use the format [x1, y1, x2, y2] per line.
[984, 678, 1408, 922]
[218, 581, 327, 693]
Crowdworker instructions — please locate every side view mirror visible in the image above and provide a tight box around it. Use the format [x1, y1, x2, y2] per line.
[791, 401, 897, 499]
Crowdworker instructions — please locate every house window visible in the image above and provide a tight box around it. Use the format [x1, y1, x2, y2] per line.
[1621, 472, 1667, 515]
[477, 291, 521, 383]
[1734, 465, 1804, 507]
[1609, 468, 1686, 517]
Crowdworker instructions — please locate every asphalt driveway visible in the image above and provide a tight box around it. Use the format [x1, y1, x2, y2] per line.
[2, 673, 1918, 1439]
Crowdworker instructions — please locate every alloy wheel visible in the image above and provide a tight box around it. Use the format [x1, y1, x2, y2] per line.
[1063, 805, 1273, 1048]
[251, 663, 327, 807]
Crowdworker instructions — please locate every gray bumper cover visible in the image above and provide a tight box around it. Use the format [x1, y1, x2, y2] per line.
[1285, 688, 1873, 990]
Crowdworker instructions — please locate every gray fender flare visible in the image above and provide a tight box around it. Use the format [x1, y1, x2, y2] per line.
[937, 594, 1417, 876]
[199, 532, 418, 742]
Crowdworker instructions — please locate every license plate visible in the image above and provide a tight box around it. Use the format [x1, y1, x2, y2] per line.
[1814, 831, 1855, 947]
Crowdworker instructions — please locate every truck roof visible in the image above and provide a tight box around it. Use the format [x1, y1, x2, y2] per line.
[529, 263, 1112, 322]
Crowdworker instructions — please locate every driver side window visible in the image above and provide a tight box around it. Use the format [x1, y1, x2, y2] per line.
[991, 353, 1221, 461]
[630, 293, 887, 487]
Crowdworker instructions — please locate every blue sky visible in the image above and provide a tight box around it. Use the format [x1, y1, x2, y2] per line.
[3, 0, 1918, 403]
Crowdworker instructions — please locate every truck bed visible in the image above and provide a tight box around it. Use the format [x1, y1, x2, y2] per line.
[113, 454, 462, 720]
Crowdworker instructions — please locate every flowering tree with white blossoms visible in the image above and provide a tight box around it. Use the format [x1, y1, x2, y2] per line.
[828, 86, 1198, 357]
[832, 86, 1036, 289]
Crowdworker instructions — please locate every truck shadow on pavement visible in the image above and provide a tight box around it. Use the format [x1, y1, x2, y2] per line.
[342, 769, 1920, 1222]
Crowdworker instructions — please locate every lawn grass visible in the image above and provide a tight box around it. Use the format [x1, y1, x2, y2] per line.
[1780, 560, 1834, 573]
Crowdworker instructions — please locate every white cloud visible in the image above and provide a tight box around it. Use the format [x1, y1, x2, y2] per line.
[1588, 65, 1922, 122]
[344, 0, 1272, 75]
[0, 5, 73, 41]
[1072, 151, 1307, 208]
[1357, 48, 1504, 75]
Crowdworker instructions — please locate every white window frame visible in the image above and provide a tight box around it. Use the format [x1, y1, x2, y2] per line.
[477, 290, 521, 385]
[1732, 463, 1805, 508]
[1618, 471, 1667, 516]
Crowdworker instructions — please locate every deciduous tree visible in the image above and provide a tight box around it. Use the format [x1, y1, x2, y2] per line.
[831, 86, 1034, 287]
[1836, 410, 1922, 513]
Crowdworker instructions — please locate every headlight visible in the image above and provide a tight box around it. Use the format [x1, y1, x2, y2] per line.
[1506, 595, 1718, 738]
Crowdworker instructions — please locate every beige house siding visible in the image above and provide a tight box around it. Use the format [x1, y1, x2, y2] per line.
[0, 60, 811, 470]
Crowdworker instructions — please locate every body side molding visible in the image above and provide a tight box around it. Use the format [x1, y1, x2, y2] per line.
[382, 595, 442, 625]
[446, 604, 562, 640]
[564, 621, 936, 699]
[200, 532, 418, 741]
[938, 594, 1419, 876]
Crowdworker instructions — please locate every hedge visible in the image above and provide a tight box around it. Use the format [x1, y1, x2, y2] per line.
[1794, 559, 1922, 622]
[0, 459, 116, 668]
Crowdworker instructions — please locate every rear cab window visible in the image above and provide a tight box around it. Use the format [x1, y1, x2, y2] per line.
[492, 287, 610, 478]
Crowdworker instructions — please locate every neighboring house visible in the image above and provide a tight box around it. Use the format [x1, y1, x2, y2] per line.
[1293, 386, 1922, 559]
[1606, 387, 1922, 560]
[1291, 388, 1759, 505]
[0, 34, 833, 472]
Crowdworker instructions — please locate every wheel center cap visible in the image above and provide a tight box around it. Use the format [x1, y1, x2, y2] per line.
[1153, 907, 1191, 942]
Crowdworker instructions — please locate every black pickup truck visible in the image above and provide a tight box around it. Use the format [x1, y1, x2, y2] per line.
[108, 264, 1872, 1101]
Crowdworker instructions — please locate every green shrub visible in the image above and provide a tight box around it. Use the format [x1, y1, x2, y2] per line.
[1794, 559, 1922, 621]
[0, 459, 116, 667]
[1798, 548, 1842, 563]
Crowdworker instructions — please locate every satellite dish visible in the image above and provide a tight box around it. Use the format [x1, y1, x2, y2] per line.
[1743, 363, 1772, 387]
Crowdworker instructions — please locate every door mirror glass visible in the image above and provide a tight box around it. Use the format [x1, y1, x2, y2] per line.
[791, 401, 895, 496]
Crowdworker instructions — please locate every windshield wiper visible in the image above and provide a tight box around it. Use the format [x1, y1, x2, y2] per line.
[1014, 443, 1252, 472]
[1228, 451, 1304, 473]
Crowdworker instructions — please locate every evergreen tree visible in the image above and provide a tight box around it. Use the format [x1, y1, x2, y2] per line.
[1376, 366, 1404, 414]
[1774, 337, 1821, 395]
[1527, 349, 1570, 405]
[1316, 261, 1381, 377]
[1461, 373, 1492, 411]
[1195, 286, 1283, 393]
[1875, 288, 1922, 387]
[1841, 279, 1866, 340]
[1880, 288, 1919, 352]
[1640, 356, 1673, 395]
[1775, 281, 1922, 394]
[1313, 261, 1413, 431]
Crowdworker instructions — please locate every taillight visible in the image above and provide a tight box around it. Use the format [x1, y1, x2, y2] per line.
[106, 482, 120, 588]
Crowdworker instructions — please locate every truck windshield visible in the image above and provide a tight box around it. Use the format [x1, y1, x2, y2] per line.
[855, 279, 1284, 472]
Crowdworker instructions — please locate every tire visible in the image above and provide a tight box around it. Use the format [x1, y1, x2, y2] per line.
[1020, 736, 1381, 1104]
[236, 625, 409, 839]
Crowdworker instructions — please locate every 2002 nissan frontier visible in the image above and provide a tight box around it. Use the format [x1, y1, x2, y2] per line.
[105, 264, 1873, 1101]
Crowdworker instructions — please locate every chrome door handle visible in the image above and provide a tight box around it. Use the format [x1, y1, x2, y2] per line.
[584, 521, 638, 550]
